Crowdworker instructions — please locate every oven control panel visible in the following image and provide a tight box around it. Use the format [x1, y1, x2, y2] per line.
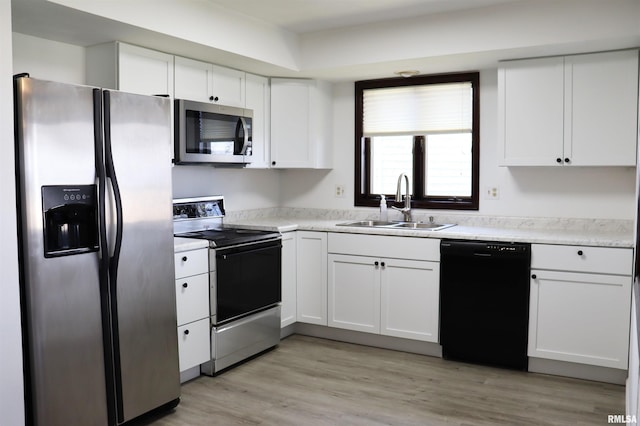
[173, 196, 225, 219]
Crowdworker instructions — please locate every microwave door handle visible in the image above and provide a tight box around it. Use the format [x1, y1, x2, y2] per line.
[237, 117, 250, 155]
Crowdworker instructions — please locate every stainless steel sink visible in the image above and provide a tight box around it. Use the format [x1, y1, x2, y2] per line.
[391, 222, 456, 231]
[336, 220, 397, 227]
[337, 220, 456, 231]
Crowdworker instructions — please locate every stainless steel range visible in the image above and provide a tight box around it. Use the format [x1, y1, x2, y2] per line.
[173, 196, 282, 374]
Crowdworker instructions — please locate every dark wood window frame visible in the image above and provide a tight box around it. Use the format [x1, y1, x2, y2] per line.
[354, 72, 480, 210]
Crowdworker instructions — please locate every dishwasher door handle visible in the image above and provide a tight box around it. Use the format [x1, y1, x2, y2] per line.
[473, 252, 492, 257]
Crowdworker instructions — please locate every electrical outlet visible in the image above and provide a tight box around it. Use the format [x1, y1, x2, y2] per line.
[485, 186, 500, 200]
[335, 184, 345, 198]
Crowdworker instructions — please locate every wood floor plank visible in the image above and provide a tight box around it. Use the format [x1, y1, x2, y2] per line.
[137, 335, 625, 425]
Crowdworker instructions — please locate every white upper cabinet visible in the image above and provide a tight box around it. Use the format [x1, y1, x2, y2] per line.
[270, 78, 333, 169]
[245, 73, 271, 168]
[498, 49, 638, 166]
[86, 42, 174, 97]
[174, 56, 245, 107]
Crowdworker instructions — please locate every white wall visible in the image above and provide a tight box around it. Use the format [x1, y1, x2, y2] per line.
[171, 166, 282, 210]
[280, 73, 636, 220]
[1, 1, 25, 424]
[12, 32, 85, 84]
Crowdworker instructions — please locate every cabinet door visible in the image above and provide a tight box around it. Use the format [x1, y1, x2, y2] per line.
[528, 270, 631, 369]
[498, 57, 565, 166]
[566, 50, 638, 166]
[245, 73, 271, 168]
[328, 254, 380, 333]
[117, 43, 174, 96]
[271, 79, 311, 168]
[175, 273, 209, 326]
[280, 232, 297, 327]
[177, 318, 210, 372]
[174, 248, 208, 280]
[296, 231, 327, 325]
[174, 56, 212, 103]
[210, 65, 245, 108]
[380, 259, 439, 342]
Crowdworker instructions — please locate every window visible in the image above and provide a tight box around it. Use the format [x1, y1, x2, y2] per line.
[355, 72, 479, 210]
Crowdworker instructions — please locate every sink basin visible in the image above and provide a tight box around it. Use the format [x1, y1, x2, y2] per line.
[337, 220, 456, 231]
[392, 222, 456, 231]
[336, 220, 397, 227]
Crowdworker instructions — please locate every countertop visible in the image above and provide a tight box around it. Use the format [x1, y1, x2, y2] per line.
[174, 237, 209, 253]
[222, 216, 633, 248]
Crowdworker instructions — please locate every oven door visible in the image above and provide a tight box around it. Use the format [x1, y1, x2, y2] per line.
[215, 239, 282, 324]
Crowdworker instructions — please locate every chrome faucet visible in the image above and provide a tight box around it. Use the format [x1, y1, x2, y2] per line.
[392, 173, 412, 222]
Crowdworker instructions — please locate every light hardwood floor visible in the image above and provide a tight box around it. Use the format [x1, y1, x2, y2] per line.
[140, 335, 625, 425]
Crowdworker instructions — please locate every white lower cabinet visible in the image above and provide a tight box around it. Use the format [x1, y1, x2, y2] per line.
[280, 232, 297, 327]
[327, 233, 440, 342]
[296, 231, 328, 325]
[328, 254, 381, 333]
[529, 244, 632, 369]
[177, 319, 210, 372]
[380, 258, 439, 342]
[174, 246, 210, 375]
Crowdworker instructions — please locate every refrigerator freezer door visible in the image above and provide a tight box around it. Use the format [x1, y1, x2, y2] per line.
[15, 78, 110, 425]
[105, 90, 180, 423]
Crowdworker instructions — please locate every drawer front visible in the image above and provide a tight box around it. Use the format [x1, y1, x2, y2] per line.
[177, 318, 210, 372]
[531, 244, 632, 275]
[328, 233, 440, 261]
[175, 273, 209, 326]
[174, 248, 208, 279]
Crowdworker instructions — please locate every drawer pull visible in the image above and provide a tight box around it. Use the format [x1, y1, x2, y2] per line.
[182, 256, 188, 262]
[182, 282, 188, 288]
[184, 329, 190, 335]
[577, 250, 584, 256]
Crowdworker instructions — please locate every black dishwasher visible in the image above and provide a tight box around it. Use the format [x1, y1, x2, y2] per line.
[440, 239, 531, 370]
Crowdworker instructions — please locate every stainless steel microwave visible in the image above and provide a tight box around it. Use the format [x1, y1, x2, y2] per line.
[174, 99, 253, 165]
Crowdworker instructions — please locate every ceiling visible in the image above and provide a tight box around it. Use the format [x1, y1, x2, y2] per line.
[204, 0, 522, 34]
[10, 0, 640, 81]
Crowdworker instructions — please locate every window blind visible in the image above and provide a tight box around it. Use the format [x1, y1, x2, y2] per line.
[363, 82, 473, 136]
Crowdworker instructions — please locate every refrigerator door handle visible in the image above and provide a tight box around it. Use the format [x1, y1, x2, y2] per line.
[103, 90, 126, 423]
[93, 88, 117, 426]
[103, 90, 123, 277]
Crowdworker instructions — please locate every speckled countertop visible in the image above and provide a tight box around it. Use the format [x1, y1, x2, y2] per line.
[174, 237, 209, 252]
[221, 208, 634, 248]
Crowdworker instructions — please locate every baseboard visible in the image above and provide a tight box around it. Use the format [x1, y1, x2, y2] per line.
[528, 357, 627, 385]
[293, 323, 442, 358]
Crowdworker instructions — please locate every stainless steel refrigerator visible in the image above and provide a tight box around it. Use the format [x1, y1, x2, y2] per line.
[14, 76, 180, 425]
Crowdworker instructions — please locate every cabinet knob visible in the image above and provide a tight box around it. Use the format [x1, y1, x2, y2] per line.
[182, 256, 188, 262]
[381, 262, 386, 267]
[577, 250, 583, 256]
[271, 161, 276, 166]
[531, 274, 537, 279]
[182, 282, 188, 288]
[374, 261, 379, 267]
[184, 329, 190, 335]
[564, 158, 570, 163]
[556, 158, 562, 163]
[209, 96, 219, 102]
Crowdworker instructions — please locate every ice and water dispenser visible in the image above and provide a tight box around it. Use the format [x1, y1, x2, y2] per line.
[41, 185, 98, 258]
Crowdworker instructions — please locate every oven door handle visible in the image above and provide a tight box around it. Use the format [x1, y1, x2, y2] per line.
[217, 243, 282, 260]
